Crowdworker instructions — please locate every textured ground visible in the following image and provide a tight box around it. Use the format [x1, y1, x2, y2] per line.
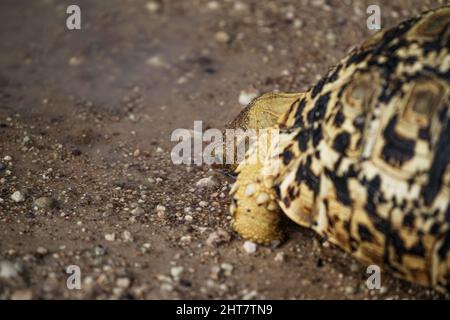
[0, 0, 449, 299]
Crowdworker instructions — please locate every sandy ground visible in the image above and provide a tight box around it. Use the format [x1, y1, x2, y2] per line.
[0, 0, 449, 299]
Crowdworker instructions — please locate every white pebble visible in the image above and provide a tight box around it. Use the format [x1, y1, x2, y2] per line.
[243, 241, 257, 254]
[238, 88, 259, 107]
[145, 1, 160, 13]
[170, 266, 184, 279]
[116, 277, 131, 288]
[156, 204, 166, 212]
[214, 31, 230, 43]
[122, 230, 133, 242]
[195, 176, 219, 189]
[105, 233, 115, 242]
[11, 191, 25, 203]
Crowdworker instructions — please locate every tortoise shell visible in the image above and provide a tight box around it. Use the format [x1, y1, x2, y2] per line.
[229, 6, 450, 291]
[272, 6, 450, 290]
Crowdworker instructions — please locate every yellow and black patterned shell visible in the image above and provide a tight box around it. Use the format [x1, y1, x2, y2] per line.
[269, 6, 450, 290]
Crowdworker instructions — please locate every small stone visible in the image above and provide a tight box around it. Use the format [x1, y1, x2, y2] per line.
[345, 286, 357, 295]
[274, 252, 285, 262]
[156, 204, 166, 212]
[116, 277, 131, 289]
[238, 88, 260, 107]
[161, 283, 174, 292]
[157, 211, 166, 219]
[146, 55, 167, 68]
[68, 56, 83, 66]
[242, 290, 258, 300]
[33, 197, 57, 209]
[220, 263, 234, 276]
[11, 191, 25, 203]
[11, 289, 33, 300]
[180, 235, 192, 244]
[122, 230, 133, 242]
[243, 241, 257, 254]
[210, 266, 221, 280]
[105, 233, 115, 242]
[131, 207, 145, 216]
[199, 201, 208, 207]
[195, 176, 219, 189]
[146, 1, 160, 13]
[36, 247, 48, 255]
[94, 245, 106, 256]
[3, 155, 12, 162]
[184, 215, 193, 222]
[207, 1, 219, 10]
[170, 266, 184, 280]
[214, 31, 230, 43]
[233, 1, 248, 12]
[206, 229, 231, 247]
[0, 260, 22, 280]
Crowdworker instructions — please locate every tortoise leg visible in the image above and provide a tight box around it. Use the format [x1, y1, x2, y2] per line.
[226, 93, 305, 244]
[229, 130, 284, 245]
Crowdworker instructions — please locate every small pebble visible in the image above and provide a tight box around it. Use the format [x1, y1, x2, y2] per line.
[170, 266, 184, 280]
[131, 207, 145, 216]
[345, 286, 357, 295]
[195, 176, 219, 189]
[11, 191, 25, 203]
[33, 197, 57, 209]
[116, 277, 131, 289]
[214, 31, 230, 43]
[36, 247, 48, 255]
[221, 263, 233, 276]
[0, 260, 22, 280]
[156, 204, 166, 212]
[243, 241, 257, 254]
[68, 56, 83, 66]
[145, 1, 160, 13]
[238, 88, 259, 107]
[274, 252, 285, 262]
[105, 233, 115, 242]
[122, 230, 133, 242]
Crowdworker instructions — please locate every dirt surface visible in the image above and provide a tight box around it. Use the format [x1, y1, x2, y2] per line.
[0, 0, 449, 299]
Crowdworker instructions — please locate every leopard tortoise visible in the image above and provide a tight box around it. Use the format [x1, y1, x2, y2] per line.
[227, 6, 450, 291]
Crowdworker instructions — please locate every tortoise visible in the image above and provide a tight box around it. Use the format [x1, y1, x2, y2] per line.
[226, 6, 450, 292]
